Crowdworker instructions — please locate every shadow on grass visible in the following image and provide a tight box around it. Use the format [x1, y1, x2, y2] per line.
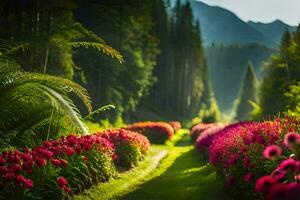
[121, 139, 229, 200]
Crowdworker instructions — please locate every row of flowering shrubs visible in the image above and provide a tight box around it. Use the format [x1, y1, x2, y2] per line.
[168, 121, 182, 132]
[0, 129, 149, 199]
[193, 117, 300, 200]
[125, 122, 174, 144]
[190, 122, 225, 142]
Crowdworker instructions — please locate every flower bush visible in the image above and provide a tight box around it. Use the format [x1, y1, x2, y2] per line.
[97, 129, 150, 169]
[190, 123, 224, 142]
[168, 121, 182, 132]
[195, 123, 226, 154]
[206, 117, 299, 199]
[0, 129, 150, 199]
[125, 122, 174, 144]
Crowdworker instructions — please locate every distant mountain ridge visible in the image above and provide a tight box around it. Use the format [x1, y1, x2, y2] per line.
[247, 20, 296, 45]
[170, 0, 296, 47]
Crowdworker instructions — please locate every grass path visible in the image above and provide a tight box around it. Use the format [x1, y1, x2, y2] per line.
[120, 134, 228, 200]
[74, 130, 229, 200]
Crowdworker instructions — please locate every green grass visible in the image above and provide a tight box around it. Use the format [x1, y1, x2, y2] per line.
[120, 134, 228, 200]
[73, 130, 229, 200]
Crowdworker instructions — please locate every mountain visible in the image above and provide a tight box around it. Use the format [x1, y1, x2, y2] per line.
[248, 20, 297, 45]
[169, 0, 296, 47]
[190, 1, 273, 46]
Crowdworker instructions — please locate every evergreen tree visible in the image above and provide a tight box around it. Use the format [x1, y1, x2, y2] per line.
[235, 62, 258, 121]
[74, 0, 159, 120]
[260, 27, 300, 117]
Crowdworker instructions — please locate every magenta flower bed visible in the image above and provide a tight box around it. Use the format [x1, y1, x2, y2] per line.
[194, 117, 299, 199]
[190, 123, 224, 142]
[0, 129, 150, 199]
[195, 124, 226, 153]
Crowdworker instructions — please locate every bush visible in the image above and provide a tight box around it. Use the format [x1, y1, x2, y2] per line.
[168, 121, 182, 132]
[125, 122, 174, 144]
[0, 134, 116, 199]
[195, 124, 226, 154]
[207, 117, 299, 199]
[0, 129, 150, 199]
[190, 123, 224, 142]
[97, 129, 150, 169]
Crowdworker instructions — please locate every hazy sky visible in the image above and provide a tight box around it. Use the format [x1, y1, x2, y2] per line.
[198, 0, 300, 26]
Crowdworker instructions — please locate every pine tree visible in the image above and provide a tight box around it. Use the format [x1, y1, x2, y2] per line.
[235, 62, 258, 120]
[260, 27, 300, 117]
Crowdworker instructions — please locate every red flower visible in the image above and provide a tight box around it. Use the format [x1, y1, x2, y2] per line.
[57, 176, 68, 187]
[16, 175, 25, 184]
[3, 173, 15, 181]
[36, 158, 47, 167]
[284, 132, 300, 148]
[24, 178, 33, 188]
[0, 157, 6, 165]
[51, 159, 61, 166]
[0, 166, 7, 174]
[263, 145, 282, 160]
[22, 153, 32, 161]
[66, 148, 75, 156]
[43, 141, 52, 148]
[255, 176, 277, 193]
[63, 186, 71, 193]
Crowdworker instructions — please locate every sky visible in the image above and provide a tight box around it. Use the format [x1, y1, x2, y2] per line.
[198, 0, 300, 26]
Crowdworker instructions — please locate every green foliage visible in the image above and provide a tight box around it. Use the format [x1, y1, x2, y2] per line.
[0, 1, 123, 79]
[0, 55, 91, 149]
[147, 0, 214, 119]
[285, 83, 300, 117]
[115, 143, 143, 169]
[260, 28, 300, 117]
[235, 62, 259, 121]
[74, 1, 159, 120]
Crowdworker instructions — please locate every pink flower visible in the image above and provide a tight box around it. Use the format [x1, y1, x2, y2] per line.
[263, 145, 282, 160]
[271, 169, 287, 182]
[267, 183, 289, 200]
[277, 158, 300, 172]
[255, 176, 277, 192]
[57, 176, 68, 187]
[284, 132, 300, 148]
[228, 154, 239, 166]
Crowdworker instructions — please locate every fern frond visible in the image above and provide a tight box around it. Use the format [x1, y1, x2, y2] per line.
[69, 42, 124, 63]
[42, 86, 89, 135]
[84, 104, 116, 120]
